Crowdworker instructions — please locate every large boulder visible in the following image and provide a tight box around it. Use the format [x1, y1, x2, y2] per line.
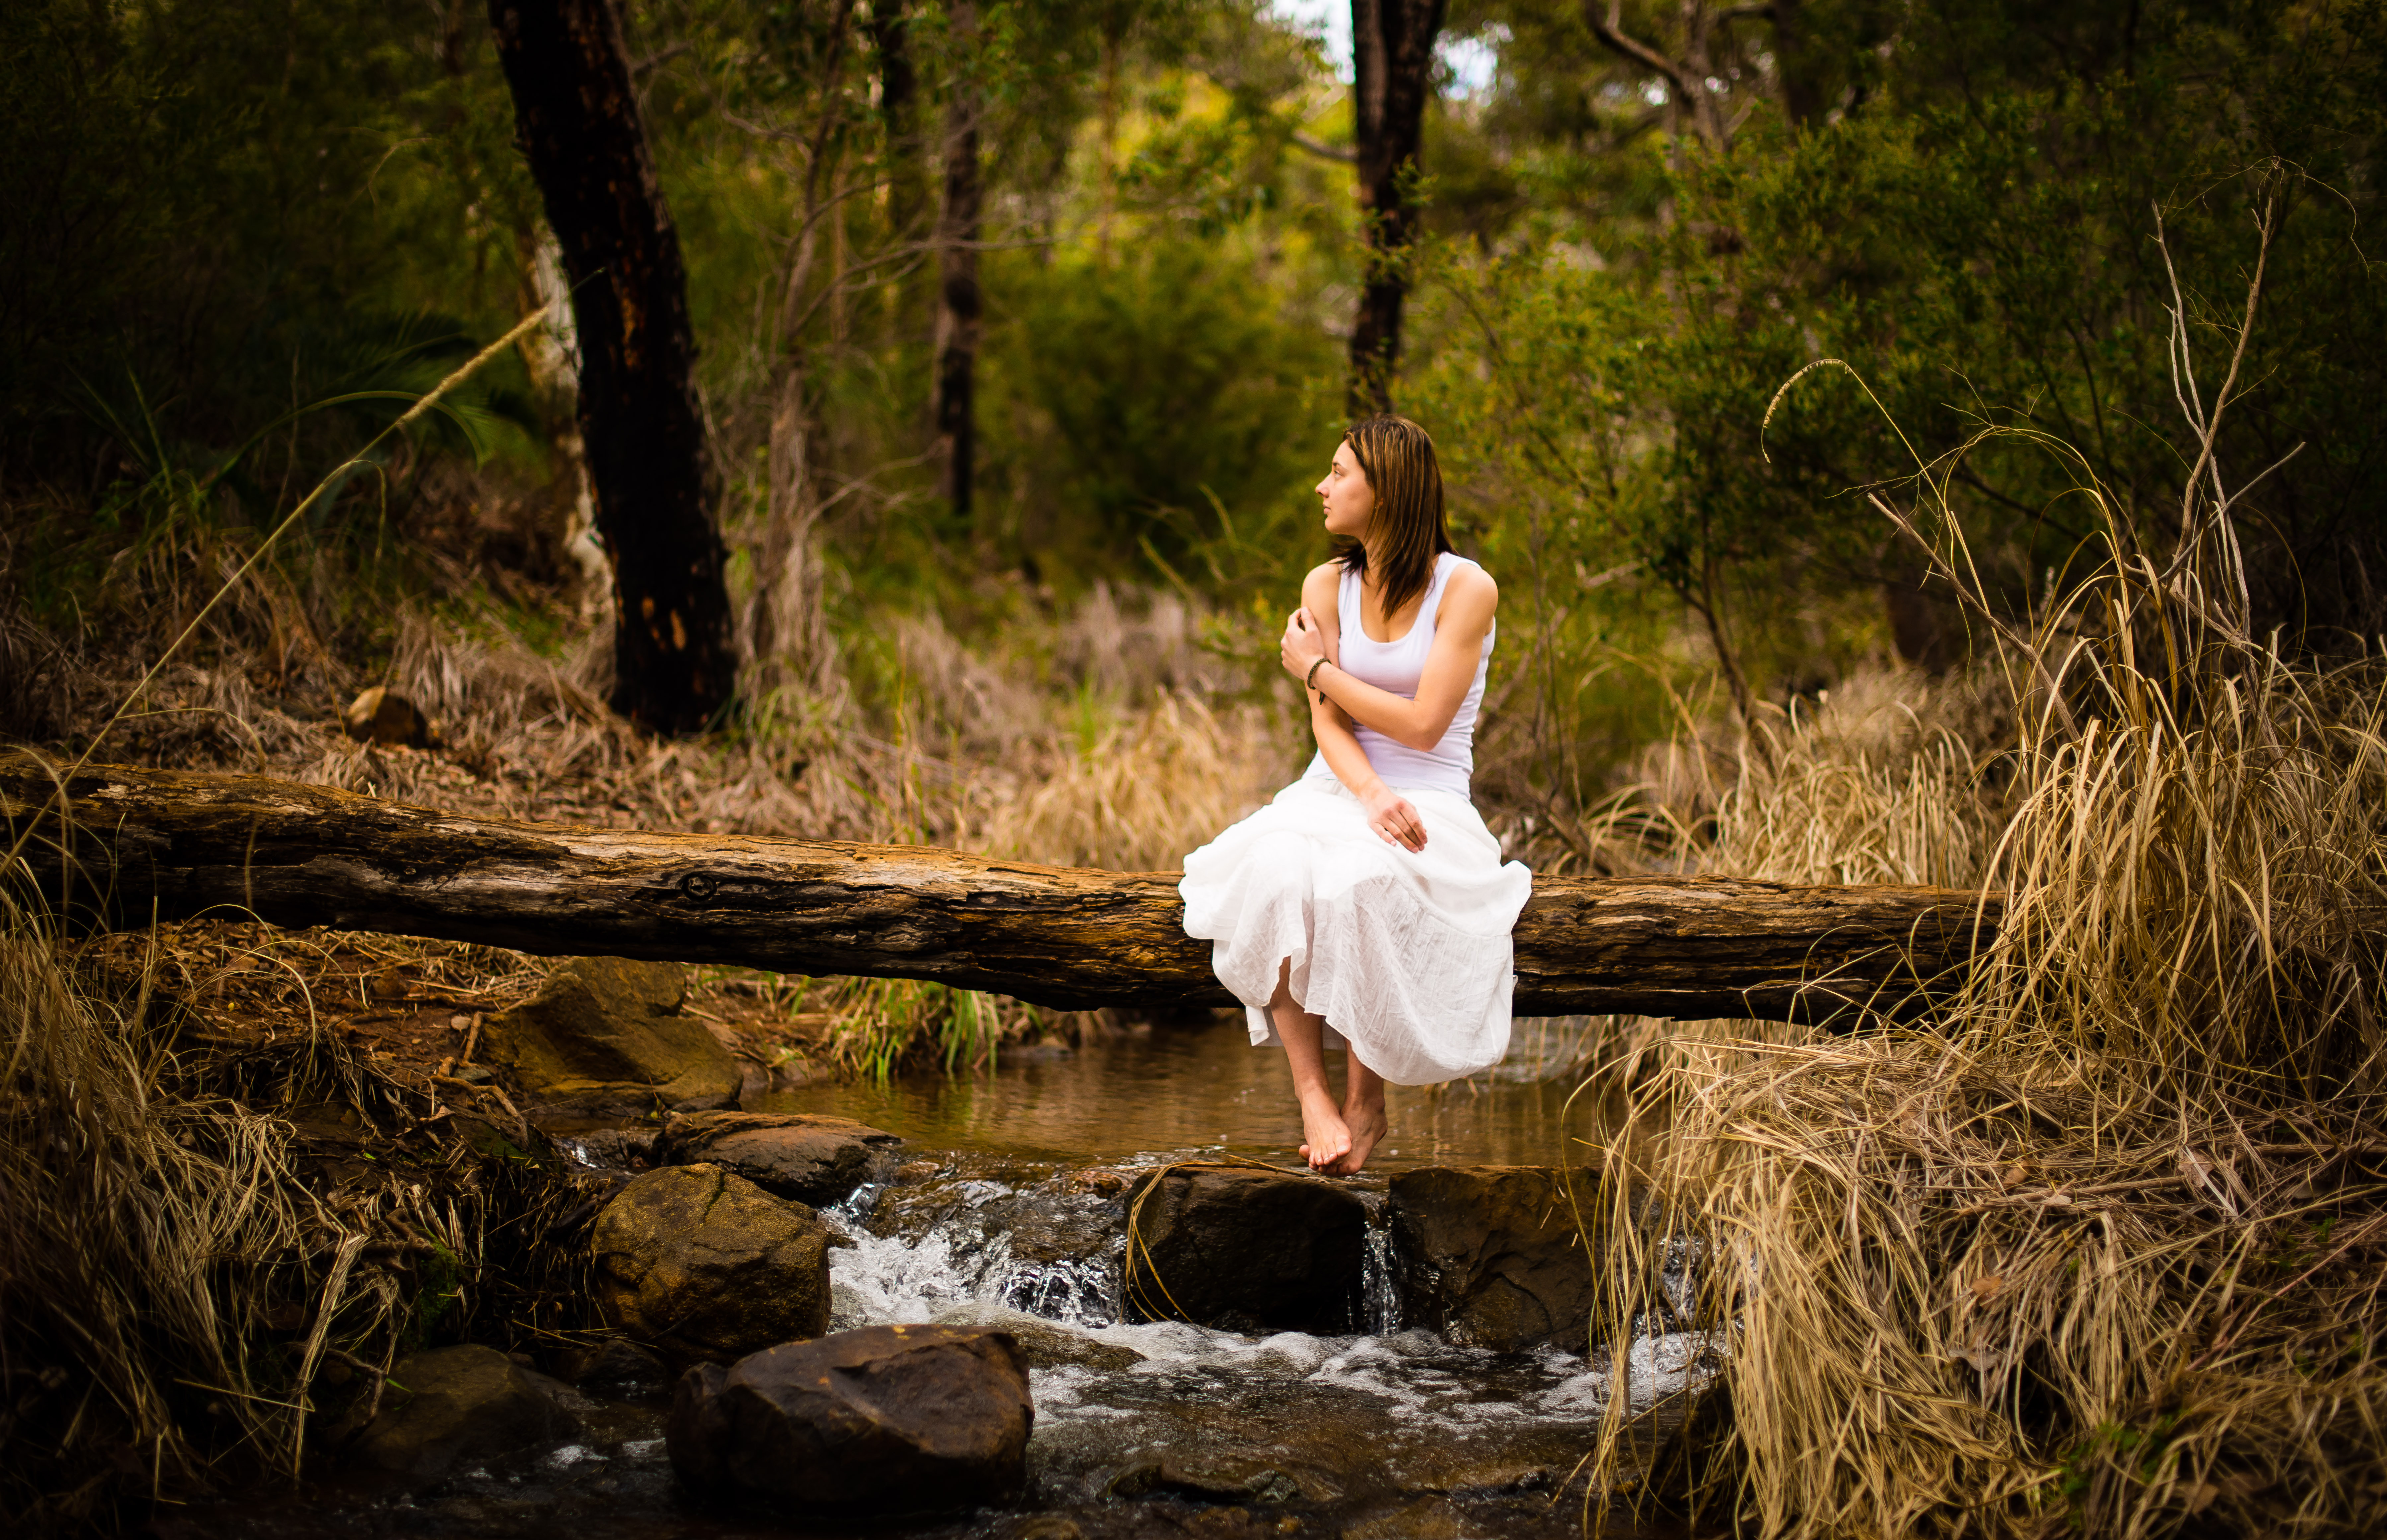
[666, 1325, 1032, 1513]
[481, 957, 739, 1116]
[1121, 1165, 1365, 1333]
[591, 1164, 831, 1368]
[657, 1111, 903, 1206]
[1387, 1165, 1601, 1352]
[350, 1345, 580, 1476]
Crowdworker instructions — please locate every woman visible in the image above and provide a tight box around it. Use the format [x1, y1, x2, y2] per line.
[1179, 416, 1532, 1175]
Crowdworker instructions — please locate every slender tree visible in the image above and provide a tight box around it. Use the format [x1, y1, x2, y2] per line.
[486, 0, 733, 735]
[932, 0, 986, 524]
[748, 1, 860, 699]
[1348, 0, 1446, 414]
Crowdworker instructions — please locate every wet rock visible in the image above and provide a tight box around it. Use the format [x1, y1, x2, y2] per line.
[1068, 1167, 1128, 1196]
[1006, 1519, 1086, 1540]
[893, 1158, 944, 1183]
[351, 1344, 580, 1477]
[342, 685, 432, 747]
[930, 1302, 1146, 1371]
[1122, 1166, 1365, 1332]
[1387, 1165, 1601, 1353]
[1106, 1453, 1343, 1505]
[666, 1324, 1032, 1512]
[557, 1125, 656, 1171]
[591, 1164, 831, 1367]
[550, 1337, 670, 1392]
[482, 958, 739, 1116]
[657, 1110, 902, 1206]
[1341, 1498, 1468, 1540]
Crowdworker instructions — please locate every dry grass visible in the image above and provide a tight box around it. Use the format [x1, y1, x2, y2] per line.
[0, 890, 616, 1528]
[1579, 276, 2387, 1533]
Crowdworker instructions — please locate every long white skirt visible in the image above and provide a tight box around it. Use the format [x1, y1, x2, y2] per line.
[1178, 776, 1534, 1085]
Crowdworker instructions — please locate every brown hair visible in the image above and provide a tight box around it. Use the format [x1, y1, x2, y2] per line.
[1336, 414, 1453, 624]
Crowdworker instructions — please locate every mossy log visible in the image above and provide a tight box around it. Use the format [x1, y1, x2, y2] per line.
[0, 754, 1999, 1024]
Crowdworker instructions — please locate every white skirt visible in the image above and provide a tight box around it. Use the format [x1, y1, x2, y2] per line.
[1178, 776, 1534, 1085]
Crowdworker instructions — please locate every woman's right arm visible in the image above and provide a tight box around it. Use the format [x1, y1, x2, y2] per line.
[1287, 564, 1428, 852]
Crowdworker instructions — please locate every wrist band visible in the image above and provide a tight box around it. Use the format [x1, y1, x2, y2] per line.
[1305, 657, 1330, 694]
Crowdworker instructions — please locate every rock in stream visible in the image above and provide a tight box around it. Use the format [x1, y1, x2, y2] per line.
[1120, 1164, 1367, 1333]
[590, 1163, 831, 1368]
[481, 957, 740, 1116]
[1387, 1165, 1603, 1352]
[657, 1109, 903, 1205]
[666, 1324, 1033, 1513]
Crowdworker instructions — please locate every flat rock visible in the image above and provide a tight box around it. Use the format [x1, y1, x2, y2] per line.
[1122, 1165, 1365, 1333]
[482, 957, 739, 1116]
[666, 1324, 1032, 1512]
[1106, 1453, 1343, 1504]
[1387, 1165, 1601, 1352]
[930, 1302, 1146, 1371]
[350, 1344, 580, 1477]
[658, 1111, 902, 1206]
[591, 1164, 831, 1368]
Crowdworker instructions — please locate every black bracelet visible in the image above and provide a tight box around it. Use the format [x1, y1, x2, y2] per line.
[1305, 657, 1330, 695]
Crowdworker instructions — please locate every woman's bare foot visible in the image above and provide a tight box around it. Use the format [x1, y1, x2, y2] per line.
[1296, 1090, 1352, 1171]
[1332, 1103, 1388, 1175]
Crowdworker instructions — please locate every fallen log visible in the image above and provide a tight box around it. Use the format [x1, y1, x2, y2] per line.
[0, 754, 1999, 1024]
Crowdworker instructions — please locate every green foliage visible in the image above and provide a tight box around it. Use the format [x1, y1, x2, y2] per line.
[987, 240, 1342, 583]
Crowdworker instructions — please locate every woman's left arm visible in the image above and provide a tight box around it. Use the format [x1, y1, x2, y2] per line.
[1278, 568, 1498, 752]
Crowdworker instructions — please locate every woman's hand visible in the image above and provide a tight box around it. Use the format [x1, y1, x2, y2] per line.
[1361, 784, 1427, 853]
[1280, 606, 1328, 682]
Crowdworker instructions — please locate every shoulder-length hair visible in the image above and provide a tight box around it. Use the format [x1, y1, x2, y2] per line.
[1335, 414, 1452, 623]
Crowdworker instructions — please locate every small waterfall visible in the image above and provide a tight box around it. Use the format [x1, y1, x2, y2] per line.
[1360, 1210, 1402, 1335]
[997, 1256, 1118, 1325]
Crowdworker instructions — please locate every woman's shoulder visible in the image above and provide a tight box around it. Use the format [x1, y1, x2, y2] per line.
[1301, 561, 1345, 604]
[1441, 554, 1498, 606]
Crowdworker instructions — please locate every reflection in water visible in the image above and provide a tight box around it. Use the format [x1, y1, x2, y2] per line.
[750, 1014, 1628, 1172]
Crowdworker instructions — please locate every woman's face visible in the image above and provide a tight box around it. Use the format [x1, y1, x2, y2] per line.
[1316, 440, 1376, 541]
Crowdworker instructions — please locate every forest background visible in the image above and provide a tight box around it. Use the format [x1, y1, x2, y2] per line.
[14, 4, 2387, 1538]
[11, 0, 2384, 873]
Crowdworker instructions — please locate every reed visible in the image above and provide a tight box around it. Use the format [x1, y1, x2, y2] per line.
[1582, 238, 2387, 1536]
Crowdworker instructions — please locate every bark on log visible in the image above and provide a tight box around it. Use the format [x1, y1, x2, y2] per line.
[0, 756, 1999, 1025]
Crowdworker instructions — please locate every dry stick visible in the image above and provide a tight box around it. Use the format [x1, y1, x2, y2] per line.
[487, 1083, 531, 1151]
[0, 308, 551, 876]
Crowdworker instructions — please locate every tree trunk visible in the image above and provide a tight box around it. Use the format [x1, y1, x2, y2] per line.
[1769, 0, 1826, 128]
[4, 755, 2000, 1026]
[747, 3, 856, 698]
[487, 0, 734, 736]
[931, 0, 984, 523]
[869, 1, 931, 344]
[515, 225, 611, 619]
[1348, 0, 1446, 415]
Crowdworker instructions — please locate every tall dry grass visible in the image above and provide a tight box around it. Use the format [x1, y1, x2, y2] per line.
[1583, 262, 2387, 1535]
[0, 889, 393, 1526]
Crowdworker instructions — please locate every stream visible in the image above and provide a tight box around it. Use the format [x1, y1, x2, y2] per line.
[203, 1018, 1704, 1540]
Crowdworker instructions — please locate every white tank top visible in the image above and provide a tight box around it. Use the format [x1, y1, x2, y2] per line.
[1303, 551, 1493, 800]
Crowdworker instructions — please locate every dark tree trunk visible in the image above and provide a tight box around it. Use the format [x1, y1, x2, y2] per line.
[870, 2, 925, 251]
[1348, 0, 1446, 416]
[487, 0, 734, 736]
[931, 0, 984, 523]
[1770, 0, 1825, 127]
[5, 755, 2002, 1026]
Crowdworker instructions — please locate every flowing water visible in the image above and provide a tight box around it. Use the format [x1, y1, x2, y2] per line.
[206, 1019, 1706, 1540]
